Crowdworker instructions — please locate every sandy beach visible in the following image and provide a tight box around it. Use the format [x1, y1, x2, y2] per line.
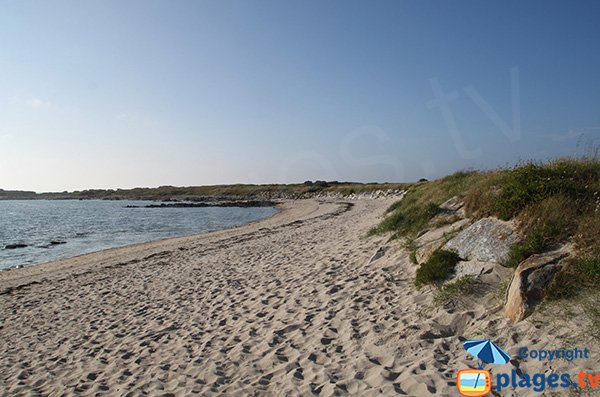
[1, 198, 597, 396]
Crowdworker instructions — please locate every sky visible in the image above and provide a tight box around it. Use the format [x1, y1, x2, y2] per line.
[1, 0, 600, 192]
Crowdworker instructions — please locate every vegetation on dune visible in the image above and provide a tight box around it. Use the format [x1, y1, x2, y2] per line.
[505, 233, 546, 268]
[373, 156, 600, 299]
[415, 249, 461, 287]
[547, 255, 600, 300]
[497, 161, 597, 218]
[73, 182, 407, 199]
[0, 182, 410, 201]
[369, 170, 489, 237]
[434, 275, 481, 305]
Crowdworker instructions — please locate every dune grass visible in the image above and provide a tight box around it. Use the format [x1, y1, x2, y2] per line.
[368, 171, 489, 238]
[434, 275, 481, 305]
[373, 156, 600, 297]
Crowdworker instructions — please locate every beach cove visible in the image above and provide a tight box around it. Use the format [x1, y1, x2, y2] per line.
[1, 197, 594, 396]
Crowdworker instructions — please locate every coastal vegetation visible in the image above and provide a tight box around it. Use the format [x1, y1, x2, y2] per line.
[415, 249, 461, 287]
[0, 181, 409, 201]
[368, 170, 489, 237]
[434, 275, 481, 305]
[372, 156, 600, 308]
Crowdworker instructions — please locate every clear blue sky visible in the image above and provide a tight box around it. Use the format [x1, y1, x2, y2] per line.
[2, 0, 600, 192]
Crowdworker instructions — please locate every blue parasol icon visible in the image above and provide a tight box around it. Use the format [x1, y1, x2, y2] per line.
[463, 339, 511, 368]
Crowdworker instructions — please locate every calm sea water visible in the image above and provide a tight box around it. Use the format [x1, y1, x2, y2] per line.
[0, 200, 278, 270]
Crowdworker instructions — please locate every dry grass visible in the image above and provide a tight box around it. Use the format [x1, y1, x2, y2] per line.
[574, 212, 600, 256]
[434, 275, 481, 305]
[370, 170, 488, 237]
[463, 171, 507, 218]
[373, 156, 600, 300]
[517, 194, 579, 244]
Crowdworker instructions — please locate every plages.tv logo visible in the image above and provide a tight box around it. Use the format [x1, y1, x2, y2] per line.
[457, 339, 511, 397]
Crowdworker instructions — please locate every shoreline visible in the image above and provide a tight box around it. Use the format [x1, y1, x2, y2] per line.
[1, 197, 595, 396]
[0, 199, 280, 271]
[0, 200, 299, 294]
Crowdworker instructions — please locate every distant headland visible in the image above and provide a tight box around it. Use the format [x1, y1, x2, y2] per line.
[0, 181, 409, 201]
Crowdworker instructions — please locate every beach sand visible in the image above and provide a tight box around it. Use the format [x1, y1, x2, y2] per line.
[1, 199, 597, 396]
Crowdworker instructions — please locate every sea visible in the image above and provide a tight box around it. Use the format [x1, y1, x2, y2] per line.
[0, 200, 278, 270]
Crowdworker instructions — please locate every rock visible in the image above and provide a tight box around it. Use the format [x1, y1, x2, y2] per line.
[504, 250, 570, 322]
[5, 244, 27, 249]
[414, 219, 471, 264]
[415, 239, 447, 265]
[429, 196, 467, 226]
[415, 218, 471, 247]
[439, 196, 464, 213]
[443, 217, 520, 263]
[128, 200, 276, 208]
[447, 260, 513, 284]
[50, 240, 66, 245]
[369, 246, 389, 263]
[454, 261, 492, 278]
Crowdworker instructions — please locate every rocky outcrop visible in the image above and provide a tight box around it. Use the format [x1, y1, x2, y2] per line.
[127, 200, 276, 208]
[443, 217, 520, 263]
[504, 249, 570, 322]
[313, 189, 405, 201]
[429, 196, 466, 225]
[411, 196, 471, 265]
[454, 260, 494, 278]
[126, 189, 406, 206]
[245, 189, 405, 201]
[451, 260, 513, 284]
[414, 219, 470, 264]
[5, 244, 27, 249]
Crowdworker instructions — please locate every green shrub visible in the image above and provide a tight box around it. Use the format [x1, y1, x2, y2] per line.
[415, 249, 461, 287]
[372, 170, 487, 237]
[369, 199, 439, 237]
[368, 156, 600, 305]
[463, 172, 507, 218]
[493, 159, 599, 220]
[505, 232, 545, 268]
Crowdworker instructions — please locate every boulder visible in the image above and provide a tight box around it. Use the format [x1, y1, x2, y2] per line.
[454, 260, 493, 278]
[414, 219, 471, 264]
[415, 239, 446, 264]
[443, 217, 519, 263]
[504, 250, 569, 322]
[439, 195, 466, 217]
[447, 260, 513, 285]
[429, 196, 466, 226]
